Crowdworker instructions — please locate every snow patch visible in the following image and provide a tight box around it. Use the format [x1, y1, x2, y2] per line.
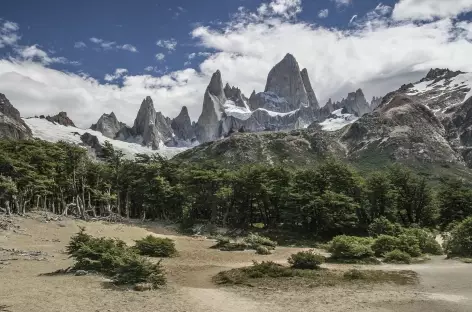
[23, 117, 185, 159]
[319, 109, 358, 131]
[223, 100, 253, 120]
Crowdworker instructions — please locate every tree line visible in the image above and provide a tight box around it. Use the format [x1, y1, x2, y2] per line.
[1, 139, 472, 238]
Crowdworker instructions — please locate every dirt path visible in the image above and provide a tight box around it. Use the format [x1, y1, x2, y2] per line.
[1, 213, 471, 312]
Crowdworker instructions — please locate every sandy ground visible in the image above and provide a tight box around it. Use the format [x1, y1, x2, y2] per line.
[1, 213, 471, 312]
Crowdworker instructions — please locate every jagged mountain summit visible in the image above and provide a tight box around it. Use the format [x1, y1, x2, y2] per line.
[0, 93, 32, 140]
[44, 112, 76, 127]
[90, 112, 125, 139]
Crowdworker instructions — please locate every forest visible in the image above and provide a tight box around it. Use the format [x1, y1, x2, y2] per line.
[1, 139, 472, 239]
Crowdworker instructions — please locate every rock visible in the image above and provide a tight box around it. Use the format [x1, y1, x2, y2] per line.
[75, 270, 88, 276]
[263, 53, 310, 112]
[131, 96, 174, 149]
[171, 106, 196, 144]
[90, 112, 125, 138]
[80, 132, 104, 157]
[0, 93, 32, 140]
[134, 283, 153, 291]
[300, 68, 320, 109]
[195, 70, 226, 143]
[224, 83, 248, 108]
[46, 112, 76, 127]
[371, 96, 383, 110]
[335, 89, 372, 117]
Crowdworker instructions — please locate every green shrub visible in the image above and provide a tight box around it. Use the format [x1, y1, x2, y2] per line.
[384, 250, 412, 264]
[368, 217, 403, 237]
[244, 234, 277, 249]
[328, 235, 375, 260]
[219, 242, 248, 251]
[397, 234, 422, 257]
[445, 217, 472, 257]
[372, 235, 400, 257]
[403, 228, 443, 255]
[255, 245, 271, 255]
[67, 229, 166, 288]
[288, 251, 325, 270]
[134, 235, 177, 257]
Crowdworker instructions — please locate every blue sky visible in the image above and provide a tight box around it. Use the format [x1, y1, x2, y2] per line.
[1, 0, 472, 127]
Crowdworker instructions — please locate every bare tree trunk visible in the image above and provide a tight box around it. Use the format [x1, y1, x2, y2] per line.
[125, 190, 130, 219]
[5, 200, 11, 216]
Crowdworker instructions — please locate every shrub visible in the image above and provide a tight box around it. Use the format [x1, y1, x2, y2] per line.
[372, 235, 400, 257]
[211, 236, 231, 249]
[288, 250, 325, 270]
[445, 217, 472, 257]
[403, 228, 443, 255]
[255, 245, 271, 255]
[328, 235, 375, 260]
[134, 235, 177, 257]
[397, 234, 422, 257]
[384, 250, 412, 264]
[244, 233, 277, 249]
[219, 242, 248, 251]
[67, 229, 166, 288]
[368, 217, 403, 237]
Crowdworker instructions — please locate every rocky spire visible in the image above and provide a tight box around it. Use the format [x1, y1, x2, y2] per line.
[195, 70, 227, 143]
[370, 96, 382, 110]
[131, 96, 174, 149]
[171, 106, 196, 142]
[335, 89, 371, 117]
[224, 83, 247, 108]
[91, 112, 124, 138]
[45, 112, 76, 127]
[300, 68, 320, 109]
[0, 93, 32, 139]
[263, 53, 309, 112]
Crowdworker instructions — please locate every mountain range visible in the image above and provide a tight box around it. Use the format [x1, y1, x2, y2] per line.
[1, 53, 472, 177]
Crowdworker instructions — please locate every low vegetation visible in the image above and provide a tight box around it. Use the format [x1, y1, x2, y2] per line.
[445, 216, 472, 258]
[66, 228, 167, 289]
[327, 235, 378, 264]
[288, 251, 325, 269]
[133, 235, 177, 257]
[214, 259, 418, 287]
[383, 250, 412, 264]
[212, 234, 276, 254]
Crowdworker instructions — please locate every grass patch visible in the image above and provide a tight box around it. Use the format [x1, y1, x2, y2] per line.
[214, 261, 418, 288]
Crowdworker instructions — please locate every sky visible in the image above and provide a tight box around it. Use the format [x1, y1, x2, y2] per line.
[1, 0, 472, 128]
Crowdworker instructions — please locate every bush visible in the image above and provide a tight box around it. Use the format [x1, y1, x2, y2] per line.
[134, 235, 177, 257]
[220, 242, 248, 251]
[403, 228, 443, 255]
[288, 250, 325, 270]
[67, 229, 166, 288]
[384, 250, 412, 264]
[328, 235, 375, 260]
[445, 217, 472, 257]
[372, 235, 400, 257]
[244, 233, 277, 249]
[368, 217, 403, 237]
[255, 245, 271, 255]
[397, 234, 422, 257]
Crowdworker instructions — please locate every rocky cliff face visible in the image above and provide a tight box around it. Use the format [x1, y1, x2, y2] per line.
[371, 96, 382, 110]
[0, 93, 32, 140]
[90, 112, 124, 138]
[46, 112, 76, 127]
[195, 70, 226, 143]
[335, 89, 372, 117]
[300, 68, 319, 109]
[171, 106, 196, 145]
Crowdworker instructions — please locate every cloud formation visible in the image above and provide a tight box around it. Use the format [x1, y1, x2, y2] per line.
[318, 9, 329, 19]
[89, 37, 138, 52]
[104, 68, 128, 82]
[392, 0, 472, 21]
[1, 0, 472, 132]
[156, 39, 177, 52]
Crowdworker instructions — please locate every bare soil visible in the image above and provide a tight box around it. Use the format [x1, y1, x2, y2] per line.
[1, 212, 471, 312]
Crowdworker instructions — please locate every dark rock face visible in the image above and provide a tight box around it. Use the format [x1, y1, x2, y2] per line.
[263, 53, 310, 112]
[0, 93, 32, 140]
[300, 68, 319, 109]
[171, 106, 196, 143]
[335, 89, 372, 117]
[224, 84, 247, 108]
[127, 96, 174, 149]
[195, 70, 226, 143]
[90, 112, 124, 138]
[80, 132, 104, 157]
[370, 96, 383, 110]
[46, 112, 76, 127]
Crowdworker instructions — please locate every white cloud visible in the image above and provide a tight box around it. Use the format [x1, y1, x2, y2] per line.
[89, 37, 137, 52]
[118, 44, 138, 52]
[0, 20, 20, 48]
[188, 53, 197, 60]
[156, 39, 177, 52]
[257, 0, 302, 19]
[392, 0, 472, 21]
[104, 68, 128, 82]
[318, 9, 329, 18]
[74, 41, 87, 49]
[144, 66, 155, 72]
[16, 45, 68, 65]
[1, 2, 472, 132]
[331, 0, 351, 7]
[155, 53, 166, 61]
[349, 15, 358, 23]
